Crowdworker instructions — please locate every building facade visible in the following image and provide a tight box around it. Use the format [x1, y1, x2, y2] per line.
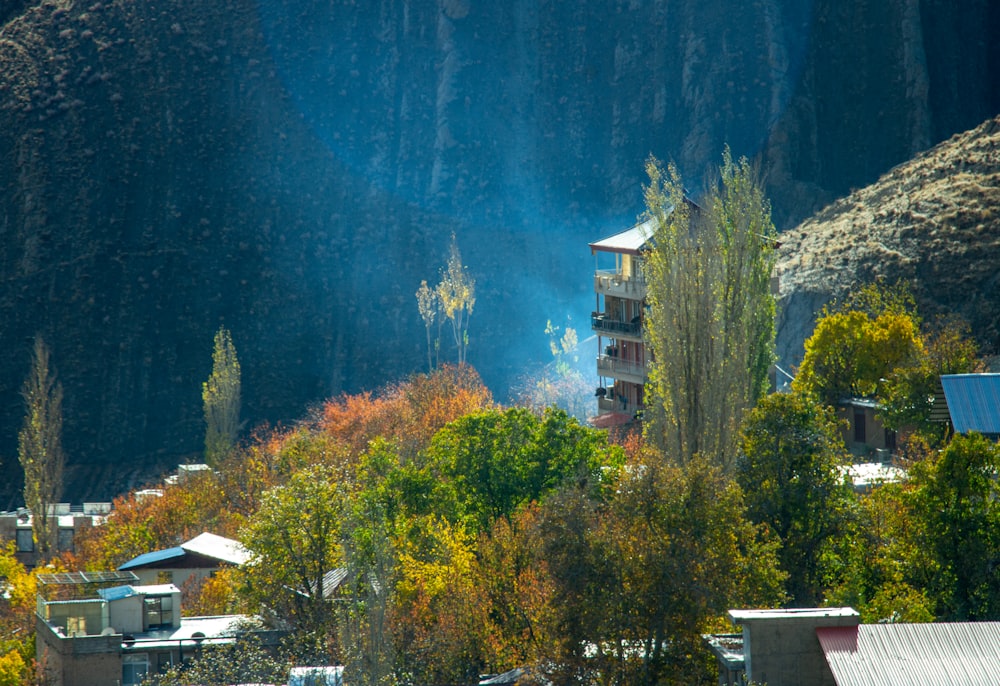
[589, 218, 654, 426]
[34, 571, 276, 686]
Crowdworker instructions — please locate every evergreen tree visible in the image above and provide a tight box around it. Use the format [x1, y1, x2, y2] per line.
[18, 335, 64, 558]
[203, 326, 241, 467]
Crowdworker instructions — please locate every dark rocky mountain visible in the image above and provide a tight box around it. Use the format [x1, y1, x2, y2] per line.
[776, 114, 1000, 377]
[0, 0, 997, 504]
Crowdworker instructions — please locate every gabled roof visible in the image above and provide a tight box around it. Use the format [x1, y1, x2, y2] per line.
[940, 373, 1000, 435]
[119, 547, 186, 571]
[118, 532, 250, 572]
[181, 532, 251, 566]
[818, 623, 1000, 686]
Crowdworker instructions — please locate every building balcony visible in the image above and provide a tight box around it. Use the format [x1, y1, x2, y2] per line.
[591, 313, 642, 339]
[597, 355, 648, 384]
[594, 270, 647, 300]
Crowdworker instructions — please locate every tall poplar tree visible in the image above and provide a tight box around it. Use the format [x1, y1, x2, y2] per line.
[643, 149, 777, 469]
[435, 234, 475, 366]
[203, 326, 241, 467]
[18, 335, 64, 557]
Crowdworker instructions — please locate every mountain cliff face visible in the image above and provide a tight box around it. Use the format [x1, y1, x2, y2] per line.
[0, 0, 997, 503]
[775, 114, 1000, 376]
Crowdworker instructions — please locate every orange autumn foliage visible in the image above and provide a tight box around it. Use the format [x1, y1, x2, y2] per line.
[317, 365, 494, 459]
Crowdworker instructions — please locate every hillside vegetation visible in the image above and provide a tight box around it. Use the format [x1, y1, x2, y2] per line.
[777, 115, 1000, 372]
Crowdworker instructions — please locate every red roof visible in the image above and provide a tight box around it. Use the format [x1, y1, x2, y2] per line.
[817, 623, 1000, 686]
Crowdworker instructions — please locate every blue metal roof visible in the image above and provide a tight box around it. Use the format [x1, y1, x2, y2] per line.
[118, 546, 185, 570]
[98, 585, 137, 601]
[940, 374, 1000, 435]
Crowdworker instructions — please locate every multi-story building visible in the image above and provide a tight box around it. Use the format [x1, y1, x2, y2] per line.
[589, 217, 655, 426]
[34, 571, 279, 686]
[0, 502, 111, 568]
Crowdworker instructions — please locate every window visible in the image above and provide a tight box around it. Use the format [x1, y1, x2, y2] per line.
[144, 596, 174, 629]
[854, 411, 866, 443]
[57, 528, 74, 552]
[885, 429, 897, 454]
[122, 654, 149, 686]
[15, 529, 33, 553]
[156, 570, 174, 584]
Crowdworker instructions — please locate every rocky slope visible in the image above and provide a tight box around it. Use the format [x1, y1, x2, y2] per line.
[0, 0, 997, 503]
[776, 115, 1000, 375]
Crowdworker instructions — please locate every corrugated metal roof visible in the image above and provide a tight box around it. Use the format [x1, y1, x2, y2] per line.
[818, 623, 1000, 686]
[588, 217, 657, 255]
[940, 374, 1000, 435]
[118, 546, 185, 570]
[181, 532, 251, 566]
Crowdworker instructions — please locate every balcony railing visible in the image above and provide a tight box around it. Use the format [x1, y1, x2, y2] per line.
[594, 270, 647, 299]
[597, 355, 648, 383]
[591, 313, 642, 338]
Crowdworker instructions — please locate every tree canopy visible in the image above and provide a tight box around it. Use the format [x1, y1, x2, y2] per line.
[643, 149, 777, 469]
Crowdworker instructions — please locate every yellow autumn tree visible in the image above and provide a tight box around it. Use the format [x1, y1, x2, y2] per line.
[794, 284, 924, 406]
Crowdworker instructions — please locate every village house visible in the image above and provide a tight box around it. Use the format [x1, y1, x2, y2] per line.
[935, 373, 1000, 439]
[117, 531, 250, 598]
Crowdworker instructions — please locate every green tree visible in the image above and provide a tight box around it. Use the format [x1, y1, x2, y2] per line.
[18, 335, 64, 557]
[643, 149, 777, 469]
[878, 315, 981, 441]
[827, 481, 936, 623]
[737, 391, 854, 606]
[912, 432, 1000, 620]
[425, 407, 624, 534]
[794, 283, 923, 407]
[435, 234, 476, 366]
[239, 466, 344, 652]
[541, 452, 785, 685]
[203, 326, 242, 466]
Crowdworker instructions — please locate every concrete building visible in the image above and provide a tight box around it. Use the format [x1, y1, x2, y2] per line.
[0, 503, 110, 568]
[705, 606, 1000, 686]
[34, 570, 274, 686]
[589, 218, 654, 427]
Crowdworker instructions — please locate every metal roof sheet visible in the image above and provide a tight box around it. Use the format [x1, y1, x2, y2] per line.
[588, 217, 657, 255]
[940, 374, 1000, 435]
[118, 546, 185, 570]
[37, 570, 140, 585]
[181, 532, 251, 566]
[818, 623, 1000, 686]
[98, 585, 137, 601]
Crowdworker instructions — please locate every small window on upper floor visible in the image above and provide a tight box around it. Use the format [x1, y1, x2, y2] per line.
[15, 529, 33, 553]
[57, 528, 74, 553]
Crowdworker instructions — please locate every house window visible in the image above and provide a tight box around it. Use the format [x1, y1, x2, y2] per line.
[156, 570, 174, 584]
[885, 429, 897, 454]
[156, 652, 173, 673]
[854, 411, 866, 443]
[145, 596, 174, 629]
[15, 529, 33, 553]
[122, 654, 149, 686]
[57, 528, 74, 552]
